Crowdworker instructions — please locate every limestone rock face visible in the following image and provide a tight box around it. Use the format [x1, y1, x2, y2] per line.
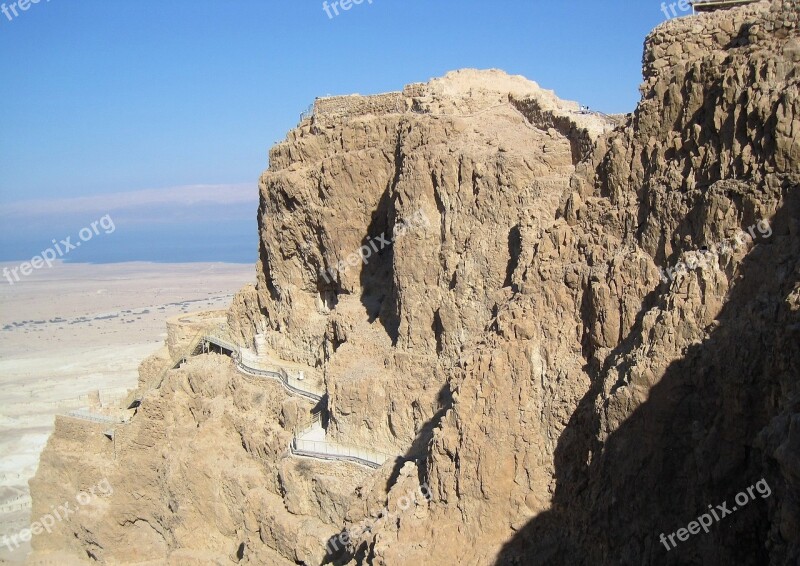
[236, 68, 615, 457]
[384, 2, 800, 565]
[28, 1, 800, 565]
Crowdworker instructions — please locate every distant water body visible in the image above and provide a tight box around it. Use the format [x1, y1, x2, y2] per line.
[0, 221, 257, 265]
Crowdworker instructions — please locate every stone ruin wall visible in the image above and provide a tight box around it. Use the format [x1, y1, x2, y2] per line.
[510, 96, 598, 163]
[312, 91, 407, 124]
[310, 82, 429, 124]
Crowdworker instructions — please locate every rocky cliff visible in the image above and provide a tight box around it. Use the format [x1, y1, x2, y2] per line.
[27, 1, 799, 564]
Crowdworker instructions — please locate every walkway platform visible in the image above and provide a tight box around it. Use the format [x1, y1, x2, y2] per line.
[692, 0, 760, 12]
[289, 413, 392, 469]
[59, 320, 396, 471]
[63, 409, 126, 425]
[201, 330, 325, 402]
[235, 350, 324, 402]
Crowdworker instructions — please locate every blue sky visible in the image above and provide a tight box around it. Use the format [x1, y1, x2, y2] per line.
[0, 0, 671, 263]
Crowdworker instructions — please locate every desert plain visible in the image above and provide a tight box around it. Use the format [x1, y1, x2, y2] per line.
[0, 261, 253, 563]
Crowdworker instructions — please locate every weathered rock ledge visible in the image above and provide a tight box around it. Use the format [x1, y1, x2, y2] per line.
[28, 1, 800, 564]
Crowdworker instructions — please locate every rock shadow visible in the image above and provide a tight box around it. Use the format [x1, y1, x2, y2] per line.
[360, 188, 401, 345]
[494, 192, 799, 565]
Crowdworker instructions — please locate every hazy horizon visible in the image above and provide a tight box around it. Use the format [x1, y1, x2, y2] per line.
[0, 1, 664, 265]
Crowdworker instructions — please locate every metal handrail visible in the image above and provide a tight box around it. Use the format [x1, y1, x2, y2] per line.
[289, 411, 392, 468]
[290, 437, 390, 469]
[300, 102, 315, 121]
[201, 326, 325, 401]
[203, 333, 238, 353]
[57, 319, 395, 469]
[233, 352, 324, 402]
[295, 411, 323, 436]
[692, 0, 759, 11]
[64, 409, 126, 425]
[160, 330, 207, 381]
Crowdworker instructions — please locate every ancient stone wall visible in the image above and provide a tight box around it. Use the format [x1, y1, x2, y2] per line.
[402, 82, 427, 98]
[165, 311, 228, 359]
[511, 96, 598, 163]
[312, 91, 407, 124]
[645, 0, 799, 90]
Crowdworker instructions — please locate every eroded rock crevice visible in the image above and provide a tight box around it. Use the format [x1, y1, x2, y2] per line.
[28, 2, 800, 564]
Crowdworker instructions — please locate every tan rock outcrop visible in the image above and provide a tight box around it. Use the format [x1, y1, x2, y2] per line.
[28, 1, 800, 564]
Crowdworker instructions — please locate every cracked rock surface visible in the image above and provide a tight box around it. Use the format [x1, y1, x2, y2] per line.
[29, 1, 800, 564]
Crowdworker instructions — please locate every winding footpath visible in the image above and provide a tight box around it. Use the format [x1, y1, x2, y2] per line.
[64, 328, 393, 469]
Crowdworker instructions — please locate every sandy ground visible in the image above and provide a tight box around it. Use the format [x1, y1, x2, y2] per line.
[0, 261, 253, 563]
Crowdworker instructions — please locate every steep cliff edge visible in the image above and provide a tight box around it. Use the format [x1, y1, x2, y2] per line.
[381, 2, 799, 565]
[27, 1, 799, 565]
